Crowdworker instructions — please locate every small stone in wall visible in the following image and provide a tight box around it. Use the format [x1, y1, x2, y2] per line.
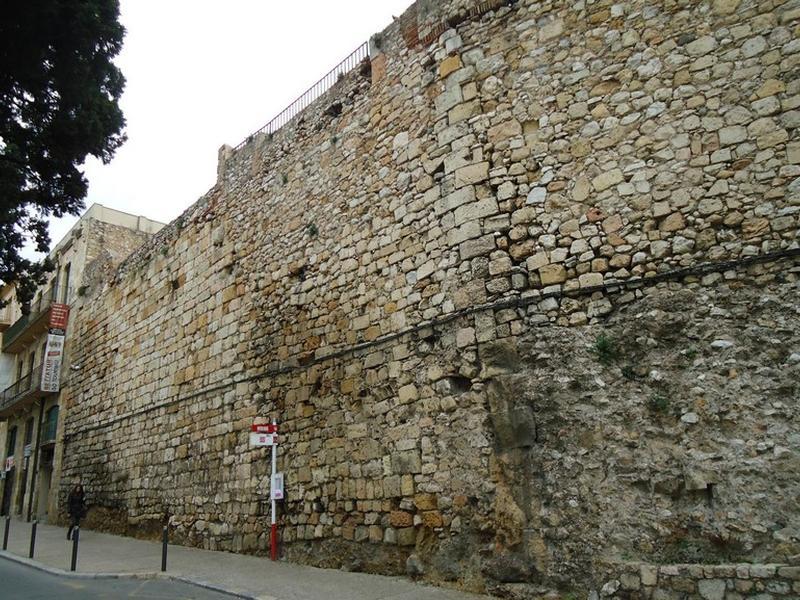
[579, 272, 604, 288]
[713, 0, 741, 14]
[641, 565, 658, 586]
[527, 187, 546, 205]
[710, 339, 734, 349]
[719, 126, 747, 146]
[406, 554, 425, 577]
[698, 579, 726, 600]
[439, 55, 462, 79]
[526, 252, 548, 271]
[601, 580, 620, 596]
[456, 327, 475, 347]
[539, 264, 567, 285]
[398, 384, 419, 403]
[660, 212, 685, 232]
[539, 17, 563, 42]
[592, 169, 624, 192]
[587, 207, 604, 222]
[681, 412, 700, 424]
[393, 132, 409, 150]
[602, 214, 623, 234]
[685, 36, 717, 56]
[754, 78, 785, 99]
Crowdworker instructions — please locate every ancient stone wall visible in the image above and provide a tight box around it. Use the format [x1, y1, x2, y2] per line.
[61, 0, 799, 596]
[79, 218, 157, 294]
[598, 561, 800, 599]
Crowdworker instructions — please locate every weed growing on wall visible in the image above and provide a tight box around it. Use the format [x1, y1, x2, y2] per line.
[592, 334, 620, 365]
[621, 365, 638, 380]
[649, 394, 670, 413]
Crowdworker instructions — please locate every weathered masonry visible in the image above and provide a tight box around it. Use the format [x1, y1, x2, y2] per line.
[62, 0, 799, 597]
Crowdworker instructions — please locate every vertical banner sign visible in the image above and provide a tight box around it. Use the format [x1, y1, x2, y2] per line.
[41, 303, 70, 393]
[41, 333, 65, 392]
[49, 303, 70, 330]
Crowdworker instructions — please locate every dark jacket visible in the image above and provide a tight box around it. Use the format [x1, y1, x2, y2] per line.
[67, 490, 86, 518]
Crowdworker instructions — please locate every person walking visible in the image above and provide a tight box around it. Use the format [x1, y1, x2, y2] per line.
[67, 484, 86, 540]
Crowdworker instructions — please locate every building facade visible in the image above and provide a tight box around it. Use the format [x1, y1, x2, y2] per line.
[0, 204, 163, 523]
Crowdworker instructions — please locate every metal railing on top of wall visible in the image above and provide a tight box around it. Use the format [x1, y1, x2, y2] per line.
[234, 42, 370, 151]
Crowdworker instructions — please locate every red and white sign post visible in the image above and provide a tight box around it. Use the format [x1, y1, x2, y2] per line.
[250, 420, 282, 561]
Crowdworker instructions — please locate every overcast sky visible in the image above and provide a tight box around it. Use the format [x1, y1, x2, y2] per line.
[41, 0, 412, 254]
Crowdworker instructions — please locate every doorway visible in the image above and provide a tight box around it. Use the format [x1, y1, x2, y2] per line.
[37, 447, 54, 521]
[2, 425, 17, 516]
[1, 468, 14, 516]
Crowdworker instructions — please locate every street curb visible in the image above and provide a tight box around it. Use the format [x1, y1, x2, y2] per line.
[0, 551, 255, 599]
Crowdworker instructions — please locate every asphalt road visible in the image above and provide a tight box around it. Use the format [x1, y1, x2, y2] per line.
[0, 559, 237, 600]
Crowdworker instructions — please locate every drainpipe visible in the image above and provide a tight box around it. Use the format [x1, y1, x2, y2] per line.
[26, 400, 45, 522]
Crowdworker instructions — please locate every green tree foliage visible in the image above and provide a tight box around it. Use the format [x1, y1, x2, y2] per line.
[0, 0, 126, 308]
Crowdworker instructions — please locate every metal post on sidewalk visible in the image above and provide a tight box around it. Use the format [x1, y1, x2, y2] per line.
[29, 520, 37, 558]
[2, 516, 9, 550]
[161, 526, 168, 572]
[70, 526, 79, 571]
[270, 418, 278, 561]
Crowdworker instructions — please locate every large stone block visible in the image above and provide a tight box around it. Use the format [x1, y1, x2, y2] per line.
[539, 264, 567, 285]
[592, 169, 624, 192]
[459, 234, 496, 260]
[454, 162, 489, 188]
[453, 198, 499, 226]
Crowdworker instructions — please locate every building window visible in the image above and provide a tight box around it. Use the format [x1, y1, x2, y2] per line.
[24, 418, 34, 446]
[62, 264, 71, 303]
[6, 427, 17, 457]
[43, 406, 59, 443]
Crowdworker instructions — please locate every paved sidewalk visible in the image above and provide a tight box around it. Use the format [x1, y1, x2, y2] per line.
[0, 517, 493, 600]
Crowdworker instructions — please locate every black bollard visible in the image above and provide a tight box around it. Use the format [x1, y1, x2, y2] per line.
[161, 526, 168, 572]
[70, 526, 79, 571]
[2, 516, 9, 551]
[29, 520, 37, 558]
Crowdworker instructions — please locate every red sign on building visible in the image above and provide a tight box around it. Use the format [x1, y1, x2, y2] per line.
[251, 423, 278, 434]
[49, 303, 70, 330]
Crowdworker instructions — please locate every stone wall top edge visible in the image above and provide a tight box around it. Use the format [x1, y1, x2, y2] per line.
[223, 0, 501, 165]
[226, 67, 372, 163]
[604, 560, 793, 569]
[79, 2, 418, 301]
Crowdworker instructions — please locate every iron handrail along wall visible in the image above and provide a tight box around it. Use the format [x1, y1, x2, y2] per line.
[234, 42, 370, 151]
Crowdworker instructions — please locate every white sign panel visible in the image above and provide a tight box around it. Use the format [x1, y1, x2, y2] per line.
[41, 332, 65, 392]
[271, 472, 284, 500]
[249, 432, 278, 447]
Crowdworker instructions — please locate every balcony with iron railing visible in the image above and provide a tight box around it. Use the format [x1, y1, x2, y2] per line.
[2, 285, 70, 353]
[0, 364, 56, 417]
[0, 304, 12, 332]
